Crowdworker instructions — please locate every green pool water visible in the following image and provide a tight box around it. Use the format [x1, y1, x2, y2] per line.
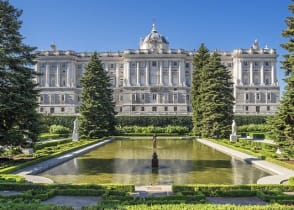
[39, 139, 271, 185]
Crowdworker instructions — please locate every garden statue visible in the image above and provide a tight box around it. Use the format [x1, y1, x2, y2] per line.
[232, 120, 237, 135]
[230, 120, 238, 142]
[72, 118, 79, 141]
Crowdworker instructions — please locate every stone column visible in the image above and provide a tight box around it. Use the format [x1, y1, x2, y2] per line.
[124, 62, 130, 86]
[168, 61, 172, 86]
[159, 61, 163, 85]
[249, 61, 253, 85]
[239, 60, 242, 85]
[260, 62, 264, 85]
[67, 63, 71, 87]
[34, 64, 39, 85]
[45, 63, 50, 87]
[136, 62, 140, 86]
[116, 64, 120, 87]
[179, 60, 185, 86]
[145, 61, 149, 86]
[72, 63, 76, 87]
[56, 64, 60, 87]
[271, 62, 275, 85]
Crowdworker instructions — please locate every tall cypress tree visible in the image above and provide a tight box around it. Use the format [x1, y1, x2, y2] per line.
[0, 1, 41, 146]
[79, 52, 116, 138]
[191, 44, 210, 136]
[200, 53, 234, 138]
[268, 3, 294, 142]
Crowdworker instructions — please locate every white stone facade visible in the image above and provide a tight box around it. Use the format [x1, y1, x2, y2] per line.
[35, 24, 280, 116]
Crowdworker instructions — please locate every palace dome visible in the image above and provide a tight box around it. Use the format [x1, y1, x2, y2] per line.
[140, 24, 169, 50]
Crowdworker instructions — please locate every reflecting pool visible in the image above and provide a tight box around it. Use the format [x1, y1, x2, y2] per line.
[39, 139, 271, 185]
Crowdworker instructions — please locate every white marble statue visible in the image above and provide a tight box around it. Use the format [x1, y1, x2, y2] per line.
[230, 120, 238, 142]
[232, 120, 237, 136]
[72, 118, 79, 141]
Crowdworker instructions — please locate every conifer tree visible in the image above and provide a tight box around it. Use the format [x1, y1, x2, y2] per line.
[191, 44, 210, 136]
[0, 1, 41, 146]
[79, 52, 116, 138]
[199, 53, 234, 138]
[268, 3, 294, 142]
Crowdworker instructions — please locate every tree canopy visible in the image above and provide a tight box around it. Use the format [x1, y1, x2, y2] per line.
[0, 1, 41, 146]
[79, 52, 116, 138]
[191, 44, 234, 138]
[268, 3, 294, 142]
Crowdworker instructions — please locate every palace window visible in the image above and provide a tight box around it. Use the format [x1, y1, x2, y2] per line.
[152, 93, 157, 101]
[256, 106, 260, 113]
[164, 106, 168, 111]
[256, 93, 260, 100]
[245, 106, 249, 111]
[265, 78, 270, 85]
[186, 95, 190, 102]
[152, 61, 157, 67]
[40, 107, 44, 112]
[267, 106, 270, 111]
[132, 106, 135, 111]
[187, 106, 191, 112]
[50, 107, 54, 113]
[152, 106, 157, 112]
[141, 106, 145, 111]
[267, 93, 271, 100]
[185, 63, 190, 68]
[245, 93, 249, 101]
[173, 61, 178, 66]
[174, 106, 177, 112]
[61, 107, 65, 112]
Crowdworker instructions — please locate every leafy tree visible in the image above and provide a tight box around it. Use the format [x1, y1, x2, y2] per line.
[268, 3, 294, 143]
[191, 44, 210, 136]
[79, 52, 116, 138]
[0, 1, 41, 146]
[199, 53, 234, 138]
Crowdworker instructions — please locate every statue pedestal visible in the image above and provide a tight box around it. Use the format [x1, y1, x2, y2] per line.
[152, 152, 158, 168]
[230, 134, 238, 142]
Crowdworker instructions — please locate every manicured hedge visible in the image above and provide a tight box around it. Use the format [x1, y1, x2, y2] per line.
[116, 115, 193, 128]
[289, 176, 294, 185]
[41, 115, 271, 132]
[84, 203, 293, 210]
[234, 115, 270, 125]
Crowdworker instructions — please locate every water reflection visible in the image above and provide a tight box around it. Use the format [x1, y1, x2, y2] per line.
[39, 139, 271, 185]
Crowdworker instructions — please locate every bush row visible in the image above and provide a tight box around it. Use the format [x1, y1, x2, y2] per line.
[116, 125, 190, 135]
[86, 204, 294, 210]
[172, 184, 294, 195]
[238, 124, 269, 133]
[40, 115, 270, 129]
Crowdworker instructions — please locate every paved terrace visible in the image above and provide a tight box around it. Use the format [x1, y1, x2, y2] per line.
[197, 139, 294, 184]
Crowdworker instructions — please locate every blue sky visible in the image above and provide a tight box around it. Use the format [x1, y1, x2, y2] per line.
[10, 0, 291, 93]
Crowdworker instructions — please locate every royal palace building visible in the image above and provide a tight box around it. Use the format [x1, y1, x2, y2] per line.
[35, 24, 280, 116]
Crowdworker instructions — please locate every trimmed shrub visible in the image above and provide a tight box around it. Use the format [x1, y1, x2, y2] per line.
[289, 176, 294, 185]
[49, 125, 71, 135]
[250, 133, 265, 139]
[234, 115, 269, 125]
